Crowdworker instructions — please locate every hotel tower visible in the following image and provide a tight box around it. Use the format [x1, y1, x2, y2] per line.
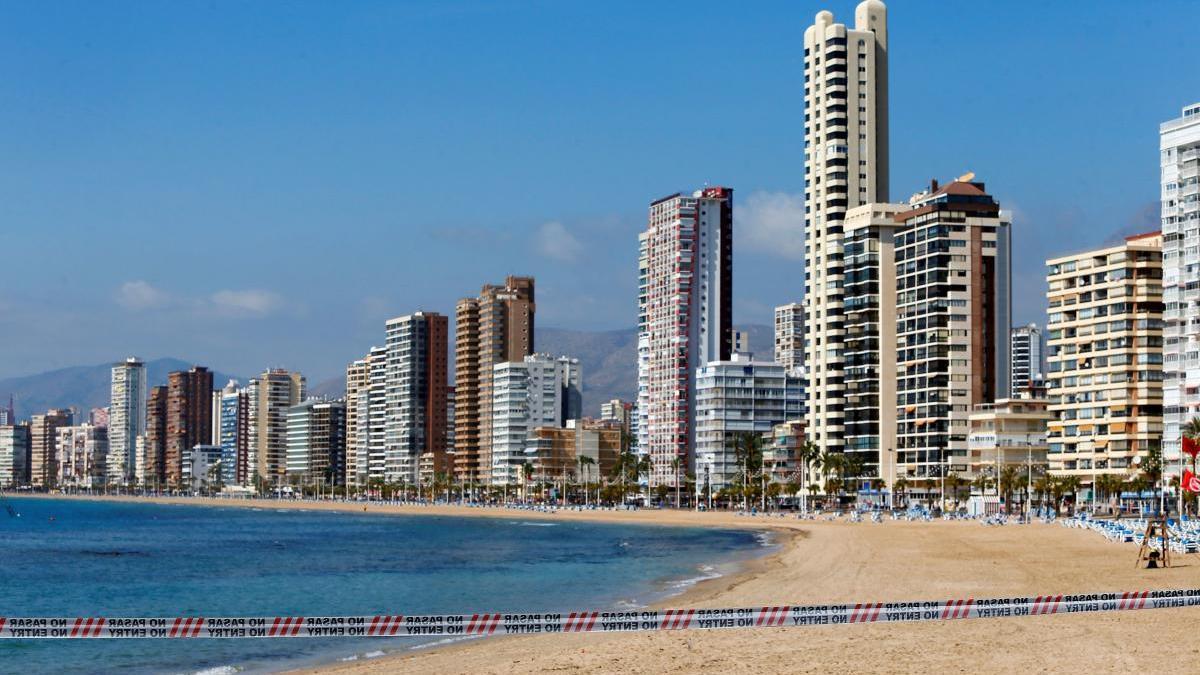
[1162, 102, 1200, 475]
[637, 187, 733, 487]
[802, 1, 889, 458]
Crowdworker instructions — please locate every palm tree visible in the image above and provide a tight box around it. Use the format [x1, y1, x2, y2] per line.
[999, 465, 1020, 514]
[893, 476, 910, 509]
[1138, 444, 1165, 514]
[521, 461, 535, 501]
[796, 440, 821, 513]
[943, 472, 965, 510]
[726, 432, 764, 511]
[670, 456, 682, 509]
[577, 455, 595, 506]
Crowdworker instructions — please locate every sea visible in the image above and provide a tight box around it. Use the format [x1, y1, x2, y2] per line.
[0, 497, 768, 674]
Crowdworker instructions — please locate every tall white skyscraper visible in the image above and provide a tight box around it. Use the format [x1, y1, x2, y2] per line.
[108, 357, 147, 485]
[802, 1, 889, 456]
[1162, 102, 1200, 472]
[637, 187, 733, 487]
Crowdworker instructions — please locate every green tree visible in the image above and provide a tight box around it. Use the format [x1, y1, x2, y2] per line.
[726, 432, 765, 511]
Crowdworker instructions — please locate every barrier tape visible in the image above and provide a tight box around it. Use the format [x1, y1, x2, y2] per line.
[3, 589, 1198, 639]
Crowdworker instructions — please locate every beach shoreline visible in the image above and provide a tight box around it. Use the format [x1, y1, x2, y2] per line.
[18, 494, 793, 672]
[20, 494, 1200, 674]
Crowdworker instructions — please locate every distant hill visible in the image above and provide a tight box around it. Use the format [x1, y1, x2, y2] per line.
[2, 325, 775, 421]
[0, 358, 243, 420]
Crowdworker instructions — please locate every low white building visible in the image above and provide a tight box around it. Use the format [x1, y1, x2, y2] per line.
[695, 353, 802, 494]
[56, 424, 108, 489]
[491, 354, 582, 485]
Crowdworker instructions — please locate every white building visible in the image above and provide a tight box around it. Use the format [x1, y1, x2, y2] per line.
[1162, 102, 1200, 474]
[108, 357, 147, 485]
[1010, 324, 1045, 395]
[491, 354, 582, 485]
[803, 1, 890, 458]
[694, 353, 802, 494]
[56, 424, 108, 489]
[183, 445, 223, 493]
[0, 424, 31, 487]
[774, 303, 804, 373]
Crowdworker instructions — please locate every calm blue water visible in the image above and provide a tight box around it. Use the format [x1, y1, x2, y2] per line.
[0, 498, 765, 674]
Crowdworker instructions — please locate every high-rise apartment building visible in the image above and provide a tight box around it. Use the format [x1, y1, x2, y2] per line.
[490, 354, 582, 485]
[108, 357, 147, 486]
[30, 408, 73, 488]
[166, 366, 213, 487]
[344, 357, 370, 487]
[1046, 232, 1164, 489]
[0, 423, 31, 487]
[56, 423, 107, 489]
[250, 369, 306, 486]
[384, 312, 450, 484]
[895, 180, 1011, 485]
[143, 386, 168, 487]
[286, 399, 347, 486]
[694, 353, 802, 494]
[638, 187, 733, 487]
[802, 1, 889, 458]
[1161, 102, 1200, 473]
[216, 380, 250, 486]
[842, 202, 904, 478]
[1010, 324, 1046, 395]
[774, 303, 805, 373]
[454, 276, 535, 485]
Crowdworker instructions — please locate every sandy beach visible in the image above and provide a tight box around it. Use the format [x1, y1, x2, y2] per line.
[35, 496, 1200, 673]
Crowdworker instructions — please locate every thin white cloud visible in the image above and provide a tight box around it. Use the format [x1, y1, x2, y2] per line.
[209, 289, 284, 317]
[535, 221, 583, 263]
[115, 281, 172, 311]
[738, 191, 806, 260]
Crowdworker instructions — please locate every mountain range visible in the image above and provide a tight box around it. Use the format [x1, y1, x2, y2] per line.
[0, 359, 243, 421]
[0, 325, 774, 420]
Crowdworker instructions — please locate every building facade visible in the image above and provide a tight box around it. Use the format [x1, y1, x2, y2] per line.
[773, 303, 805, 373]
[108, 357, 147, 486]
[1162, 102, 1200, 475]
[55, 423, 107, 489]
[802, 1, 889, 458]
[285, 400, 347, 487]
[216, 380, 250, 486]
[491, 354, 582, 485]
[166, 367, 213, 487]
[638, 187, 733, 487]
[142, 386, 168, 488]
[966, 398, 1051, 484]
[1010, 324, 1046, 395]
[1046, 232, 1164, 488]
[454, 276, 535, 485]
[842, 202, 905, 479]
[894, 180, 1011, 485]
[0, 423, 31, 487]
[250, 369, 306, 486]
[30, 408, 73, 488]
[523, 419, 621, 484]
[694, 353, 802, 494]
[384, 311, 450, 484]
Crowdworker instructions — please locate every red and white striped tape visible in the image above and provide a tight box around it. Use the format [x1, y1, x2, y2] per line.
[3, 588, 1197, 639]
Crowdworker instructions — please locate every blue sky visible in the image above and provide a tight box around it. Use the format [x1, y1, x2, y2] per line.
[1, 0, 1197, 383]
